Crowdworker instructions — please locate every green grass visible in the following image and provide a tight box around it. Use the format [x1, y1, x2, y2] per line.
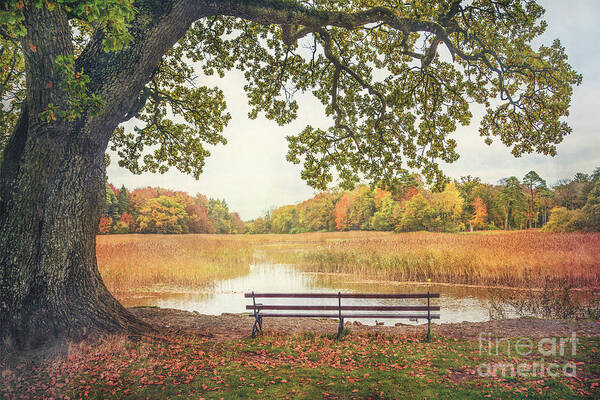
[2, 333, 598, 399]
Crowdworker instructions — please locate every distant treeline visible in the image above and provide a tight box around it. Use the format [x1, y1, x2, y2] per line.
[246, 168, 600, 234]
[101, 167, 599, 235]
[99, 185, 244, 234]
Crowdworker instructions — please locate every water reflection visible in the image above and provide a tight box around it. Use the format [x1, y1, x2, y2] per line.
[118, 263, 525, 325]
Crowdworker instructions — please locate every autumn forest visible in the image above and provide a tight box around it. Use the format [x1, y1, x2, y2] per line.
[102, 167, 600, 236]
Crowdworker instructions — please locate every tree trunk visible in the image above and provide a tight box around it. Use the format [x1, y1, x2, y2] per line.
[530, 189, 534, 229]
[0, 0, 214, 349]
[0, 4, 153, 350]
[0, 110, 148, 349]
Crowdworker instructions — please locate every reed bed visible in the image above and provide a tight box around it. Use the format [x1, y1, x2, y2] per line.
[97, 231, 600, 296]
[96, 234, 253, 294]
[260, 231, 600, 288]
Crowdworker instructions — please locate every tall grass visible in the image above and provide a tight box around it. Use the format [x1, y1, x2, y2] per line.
[97, 231, 600, 296]
[96, 234, 253, 295]
[261, 231, 600, 288]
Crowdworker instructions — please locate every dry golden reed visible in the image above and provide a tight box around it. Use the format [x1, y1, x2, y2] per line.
[262, 231, 600, 288]
[97, 231, 600, 294]
[96, 234, 253, 294]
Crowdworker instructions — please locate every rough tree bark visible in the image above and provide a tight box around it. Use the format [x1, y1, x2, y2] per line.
[0, 7, 126, 349]
[0, 1, 210, 349]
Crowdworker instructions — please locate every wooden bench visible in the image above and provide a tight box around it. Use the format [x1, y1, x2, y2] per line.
[245, 292, 440, 340]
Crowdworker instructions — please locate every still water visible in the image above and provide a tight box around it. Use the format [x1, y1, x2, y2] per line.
[120, 263, 517, 325]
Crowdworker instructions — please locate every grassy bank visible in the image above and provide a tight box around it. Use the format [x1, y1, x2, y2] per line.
[2, 332, 598, 399]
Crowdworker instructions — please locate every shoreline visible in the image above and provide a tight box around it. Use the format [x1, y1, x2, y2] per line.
[300, 271, 600, 292]
[129, 307, 600, 342]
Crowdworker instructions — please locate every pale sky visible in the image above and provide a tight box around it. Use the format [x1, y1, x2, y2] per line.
[107, 0, 600, 220]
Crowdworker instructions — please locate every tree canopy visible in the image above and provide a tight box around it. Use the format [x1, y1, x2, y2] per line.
[0, 0, 581, 190]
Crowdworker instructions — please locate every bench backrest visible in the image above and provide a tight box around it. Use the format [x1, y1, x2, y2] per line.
[244, 292, 440, 320]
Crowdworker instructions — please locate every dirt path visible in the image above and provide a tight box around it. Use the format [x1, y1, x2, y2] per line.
[129, 307, 600, 342]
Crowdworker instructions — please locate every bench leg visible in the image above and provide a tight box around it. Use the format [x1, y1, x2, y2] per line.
[426, 291, 431, 342]
[427, 317, 431, 342]
[337, 317, 344, 340]
[252, 315, 263, 338]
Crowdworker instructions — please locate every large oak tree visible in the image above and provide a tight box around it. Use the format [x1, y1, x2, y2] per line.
[0, 0, 581, 348]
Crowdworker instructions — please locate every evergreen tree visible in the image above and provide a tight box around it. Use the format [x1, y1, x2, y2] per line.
[498, 177, 527, 230]
[104, 183, 119, 219]
[581, 182, 600, 231]
[208, 199, 232, 234]
[523, 171, 546, 228]
[117, 185, 130, 215]
[537, 187, 555, 225]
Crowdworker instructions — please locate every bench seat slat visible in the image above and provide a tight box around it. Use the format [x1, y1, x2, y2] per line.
[245, 292, 440, 299]
[251, 313, 440, 319]
[246, 305, 440, 311]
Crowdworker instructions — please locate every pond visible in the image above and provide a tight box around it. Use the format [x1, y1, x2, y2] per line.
[118, 263, 521, 325]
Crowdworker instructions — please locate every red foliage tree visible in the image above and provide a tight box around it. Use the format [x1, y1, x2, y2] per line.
[98, 216, 113, 234]
[230, 212, 245, 234]
[334, 194, 353, 231]
[402, 186, 419, 202]
[470, 197, 488, 230]
[188, 203, 215, 233]
[119, 213, 132, 228]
